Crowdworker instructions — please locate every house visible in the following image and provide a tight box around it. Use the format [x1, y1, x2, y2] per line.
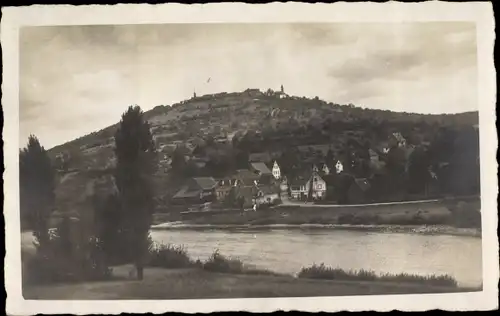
[389, 132, 407, 148]
[369, 149, 379, 163]
[289, 171, 327, 200]
[289, 175, 309, 200]
[307, 172, 327, 200]
[249, 152, 272, 164]
[312, 164, 319, 173]
[321, 163, 330, 175]
[376, 142, 390, 154]
[254, 184, 281, 206]
[272, 161, 281, 180]
[348, 178, 372, 204]
[335, 160, 344, 174]
[235, 169, 260, 186]
[250, 162, 272, 176]
[172, 177, 218, 205]
[215, 177, 240, 200]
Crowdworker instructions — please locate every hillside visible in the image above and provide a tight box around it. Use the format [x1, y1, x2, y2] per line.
[44, 88, 479, 213]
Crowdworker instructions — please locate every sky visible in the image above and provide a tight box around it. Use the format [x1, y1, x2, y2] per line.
[20, 22, 477, 148]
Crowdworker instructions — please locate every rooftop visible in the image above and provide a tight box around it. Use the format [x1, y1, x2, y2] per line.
[250, 162, 272, 175]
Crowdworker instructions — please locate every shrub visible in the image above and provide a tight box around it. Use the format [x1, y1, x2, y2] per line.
[147, 243, 194, 268]
[202, 249, 244, 273]
[22, 236, 112, 285]
[297, 263, 458, 287]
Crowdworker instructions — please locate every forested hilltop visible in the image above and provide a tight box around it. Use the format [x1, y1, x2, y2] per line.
[45, 88, 480, 213]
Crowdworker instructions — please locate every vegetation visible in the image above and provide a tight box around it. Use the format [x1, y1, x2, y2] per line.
[22, 215, 111, 285]
[147, 243, 195, 268]
[19, 135, 55, 242]
[298, 263, 458, 288]
[113, 105, 158, 280]
[202, 249, 245, 274]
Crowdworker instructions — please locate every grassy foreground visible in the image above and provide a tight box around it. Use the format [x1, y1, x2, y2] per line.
[23, 265, 476, 300]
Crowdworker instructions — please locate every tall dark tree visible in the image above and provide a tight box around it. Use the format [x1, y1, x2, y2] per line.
[448, 126, 480, 195]
[114, 106, 157, 280]
[325, 148, 334, 166]
[19, 135, 55, 250]
[407, 147, 431, 195]
[171, 146, 187, 177]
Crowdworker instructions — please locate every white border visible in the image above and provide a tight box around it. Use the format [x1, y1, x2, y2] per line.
[2, 2, 498, 314]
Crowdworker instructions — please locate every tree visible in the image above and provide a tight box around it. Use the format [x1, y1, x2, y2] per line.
[114, 106, 157, 280]
[171, 146, 187, 177]
[19, 135, 55, 250]
[93, 192, 123, 265]
[407, 147, 431, 195]
[325, 148, 334, 165]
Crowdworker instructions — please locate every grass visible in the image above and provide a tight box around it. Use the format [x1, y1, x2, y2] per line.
[202, 249, 287, 277]
[23, 266, 471, 300]
[145, 245, 459, 288]
[147, 243, 195, 268]
[298, 263, 458, 288]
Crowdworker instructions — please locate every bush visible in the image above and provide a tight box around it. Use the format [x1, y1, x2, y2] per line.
[202, 249, 244, 273]
[147, 243, 194, 268]
[201, 249, 284, 276]
[297, 263, 458, 287]
[22, 236, 112, 285]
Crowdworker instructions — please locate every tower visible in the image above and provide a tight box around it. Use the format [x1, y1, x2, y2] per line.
[193, 90, 197, 98]
[280, 84, 284, 94]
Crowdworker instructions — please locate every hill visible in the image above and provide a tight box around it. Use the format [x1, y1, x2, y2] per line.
[43, 88, 479, 213]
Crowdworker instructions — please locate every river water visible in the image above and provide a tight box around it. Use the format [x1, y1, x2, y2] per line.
[150, 229, 482, 287]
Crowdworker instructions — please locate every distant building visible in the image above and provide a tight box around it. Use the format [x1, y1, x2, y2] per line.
[272, 160, 281, 180]
[368, 149, 379, 163]
[312, 164, 319, 173]
[172, 177, 218, 205]
[250, 162, 272, 176]
[389, 132, 407, 148]
[322, 163, 330, 175]
[289, 171, 326, 200]
[215, 177, 240, 200]
[335, 160, 344, 174]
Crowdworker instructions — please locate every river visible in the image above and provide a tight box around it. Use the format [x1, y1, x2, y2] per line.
[21, 228, 482, 287]
[150, 229, 482, 287]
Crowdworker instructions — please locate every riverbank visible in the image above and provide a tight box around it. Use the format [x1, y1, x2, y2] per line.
[151, 222, 481, 238]
[23, 265, 478, 300]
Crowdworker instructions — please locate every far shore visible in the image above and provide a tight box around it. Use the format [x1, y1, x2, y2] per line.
[150, 222, 481, 238]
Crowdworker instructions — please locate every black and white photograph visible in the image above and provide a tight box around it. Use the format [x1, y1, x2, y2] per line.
[2, 2, 498, 314]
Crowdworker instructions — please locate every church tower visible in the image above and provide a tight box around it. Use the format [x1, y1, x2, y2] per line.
[280, 84, 284, 94]
[193, 90, 197, 98]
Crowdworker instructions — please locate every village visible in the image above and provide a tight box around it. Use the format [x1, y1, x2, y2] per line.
[166, 130, 436, 213]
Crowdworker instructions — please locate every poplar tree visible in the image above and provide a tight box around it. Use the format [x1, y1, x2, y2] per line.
[19, 135, 55, 250]
[114, 106, 157, 280]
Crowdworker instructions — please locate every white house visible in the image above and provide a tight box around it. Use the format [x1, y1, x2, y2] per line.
[272, 160, 281, 180]
[335, 160, 344, 174]
[289, 172, 326, 200]
[322, 164, 330, 175]
[306, 173, 327, 199]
